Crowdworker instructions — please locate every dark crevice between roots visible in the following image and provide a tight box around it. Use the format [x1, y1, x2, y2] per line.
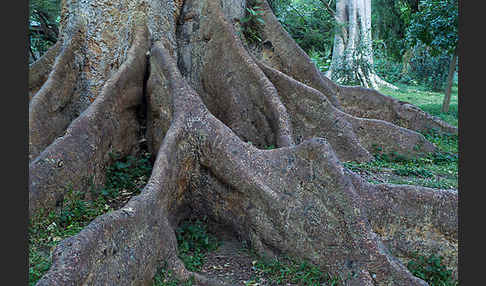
[136, 49, 152, 157]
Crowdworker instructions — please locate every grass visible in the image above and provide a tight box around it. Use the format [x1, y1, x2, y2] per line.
[379, 83, 458, 127]
[344, 83, 458, 190]
[28, 153, 153, 286]
[344, 130, 458, 189]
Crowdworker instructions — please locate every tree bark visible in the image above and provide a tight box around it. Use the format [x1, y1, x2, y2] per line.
[442, 48, 457, 113]
[29, 0, 457, 285]
[327, 0, 397, 90]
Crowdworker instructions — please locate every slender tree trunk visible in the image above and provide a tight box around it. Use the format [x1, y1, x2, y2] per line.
[29, 0, 457, 285]
[442, 48, 457, 113]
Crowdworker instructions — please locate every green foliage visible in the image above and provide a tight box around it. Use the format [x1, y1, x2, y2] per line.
[372, 0, 414, 61]
[99, 152, 152, 199]
[29, 0, 61, 61]
[407, 254, 458, 286]
[246, 255, 340, 286]
[29, 190, 110, 286]
[408, 43, 452, 91]
[406, 0, 458, 56]
[176, 218, 220, 272]
[241, 0, 266, 44]
[373, 52, 406, 84]
[152, 268, 195, 286]
[29, 154, 153, 285]
[270, 0, 334, 66]
[309, 48, 331, 73]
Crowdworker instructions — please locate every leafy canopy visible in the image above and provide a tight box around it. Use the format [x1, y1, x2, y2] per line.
[406, 0, 458, 56]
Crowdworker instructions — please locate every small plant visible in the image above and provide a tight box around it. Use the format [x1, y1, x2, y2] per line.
[407, 254, 457, 286]
[241, 0, 265, 44]
[393, 165, 434, 178]
[176, 218, 220, 272]
[100, 152, 152, 200]
[309, 48, 331, 72]
[152, 268, 194, 286]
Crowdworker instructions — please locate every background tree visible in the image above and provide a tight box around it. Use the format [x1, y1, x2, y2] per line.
[326, 0, 397, 89]
[29, 0, 457, 285]
[406, 0, 458, 113]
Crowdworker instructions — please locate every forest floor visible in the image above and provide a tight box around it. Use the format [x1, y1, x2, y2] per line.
[29, 83, 459, 286]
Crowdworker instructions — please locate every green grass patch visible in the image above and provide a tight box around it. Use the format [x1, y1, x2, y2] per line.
[344, 129, 458, 189]
[380, 83, 458, 127]
[29, 153, 153, 286]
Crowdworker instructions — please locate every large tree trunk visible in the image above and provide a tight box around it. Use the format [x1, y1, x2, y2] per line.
[327, 0, 397, 90]
[29, 0, 457, 285]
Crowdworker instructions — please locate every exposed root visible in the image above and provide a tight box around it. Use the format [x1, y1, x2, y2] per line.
[29, 31, 82, 161]
[29, 41, 62, 101]
[348, 171, 458, 278]
[337, 86, 458, 135]
[200, 0, 293, 148]
[145, 42, 174, 154]
[258, 0, 341, 109]
[32, 37, 458, 286]
[257, 61, 435, 161]
[29, 24, 149, 217]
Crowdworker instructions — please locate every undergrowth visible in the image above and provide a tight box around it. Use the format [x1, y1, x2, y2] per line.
[29, 153, 153, 286]
[344, 129, 458, 190]
[240, 0, 265, 44]
[151, 219, 456, 285]
[152, 217, 220, 285]
[407, 254, 458, 286]
[244, 255, 340, 286]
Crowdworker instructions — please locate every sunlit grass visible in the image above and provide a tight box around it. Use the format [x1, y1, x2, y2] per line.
[380, 83, 458, 127]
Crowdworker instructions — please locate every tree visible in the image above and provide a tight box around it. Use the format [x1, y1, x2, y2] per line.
[326, 0, 397, 89]
[406, 0, 458, 113]
[29, 0, 458, 285]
